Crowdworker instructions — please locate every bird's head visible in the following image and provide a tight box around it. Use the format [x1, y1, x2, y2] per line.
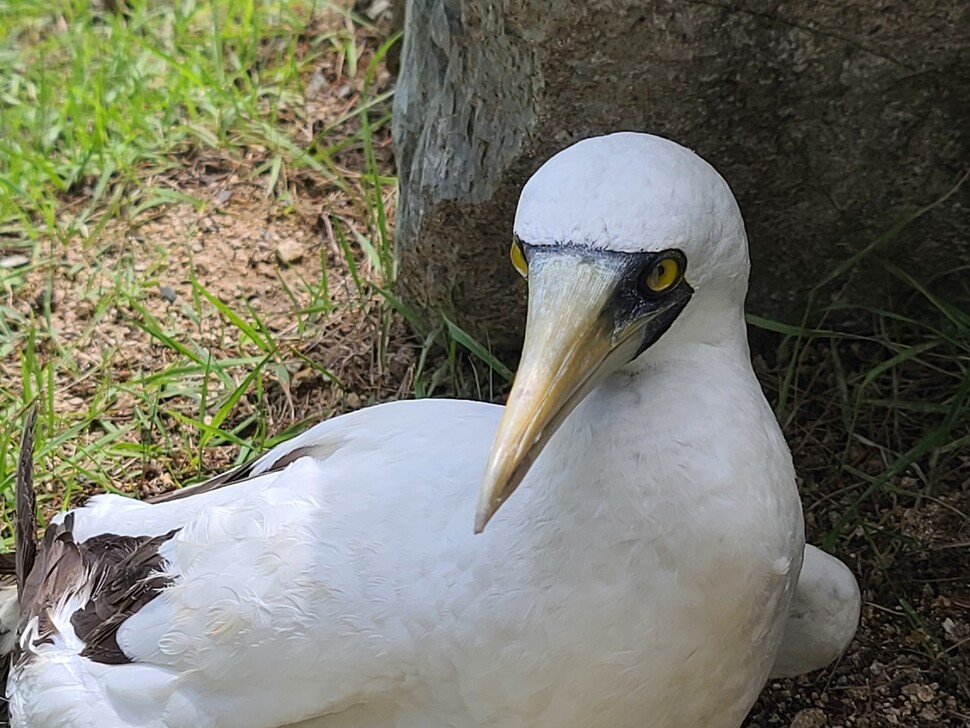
[475, 132, 751, 532]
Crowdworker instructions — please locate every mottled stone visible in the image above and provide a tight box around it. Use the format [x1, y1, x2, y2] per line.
[791, 707, 827, 728]
[275, 239, 304, 265]
[394, 0, 970, 351]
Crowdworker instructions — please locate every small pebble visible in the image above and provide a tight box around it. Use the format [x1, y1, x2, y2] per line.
[355, 0, 390, 19]
[0, 254, 31, 269]
[306, 70, 328, 97]
[32, 288, 55, 313]
[275, 239, 304, 265]
[901, 683, 935, 703]
[919, 706, 940, 721]
[791, 707, 826, 728]
[76, 300, 95, 319]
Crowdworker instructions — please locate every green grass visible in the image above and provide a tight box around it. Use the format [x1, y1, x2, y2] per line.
[0, 0, 512, 550]
[747, 174, 970, 592]
[760, 284, 970, 533]
[0, 0, 382, 242]
[0, 0, 409, 542]
[746, 185, 970, 673]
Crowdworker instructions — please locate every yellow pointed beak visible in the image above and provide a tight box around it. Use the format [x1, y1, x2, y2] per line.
[475, 252, 646, 533]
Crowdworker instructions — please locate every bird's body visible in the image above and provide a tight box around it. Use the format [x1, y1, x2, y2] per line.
[4, 132, 858, 728]
[11, 388, 798, 728]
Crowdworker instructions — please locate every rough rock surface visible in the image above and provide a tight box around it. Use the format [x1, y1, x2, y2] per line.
[393, 0, 970, 350]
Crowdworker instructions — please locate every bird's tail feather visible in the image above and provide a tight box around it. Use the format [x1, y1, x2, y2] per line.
[0, 405, 38, 727]
[15, 405, 37, 595]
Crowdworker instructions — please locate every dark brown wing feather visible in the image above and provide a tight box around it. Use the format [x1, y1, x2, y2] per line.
[0, 406, 180, 727]
[15, 405, 37, 595]
[9, 412, 326, 675]
[1, 407, 38, 728]
[8, 508, 180, 673]
[147, 444, 320, 503]
[19, 514, 85, 648]
[71, 529, 178, 664]
[15, 516, 179, 666]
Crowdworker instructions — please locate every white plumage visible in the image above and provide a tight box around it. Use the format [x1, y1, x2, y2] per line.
[3, 132, 859, 728]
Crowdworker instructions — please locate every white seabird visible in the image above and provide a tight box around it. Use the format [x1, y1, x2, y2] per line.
[3, 132, 860, 728]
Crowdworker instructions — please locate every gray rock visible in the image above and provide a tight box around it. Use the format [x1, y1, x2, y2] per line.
[791, 707, 827, 728]
[159, 285, 177, 304]
[275, 239, 304, 265]
[393, 0, 970, 351]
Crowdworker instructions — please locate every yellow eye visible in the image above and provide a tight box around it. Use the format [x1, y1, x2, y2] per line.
[642, 257, 681, 293]
[510, 241, 528, 278]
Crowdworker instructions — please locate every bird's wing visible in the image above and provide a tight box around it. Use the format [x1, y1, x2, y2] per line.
[147, 409, 369, 504]
[10, 398, 502, 728]
[770, 543, 860, 678]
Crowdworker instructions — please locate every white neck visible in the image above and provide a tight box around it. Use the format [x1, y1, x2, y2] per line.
[519, 307, 766, 542]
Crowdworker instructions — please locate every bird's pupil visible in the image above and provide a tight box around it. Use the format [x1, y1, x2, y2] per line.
[656, 264, 665, 279]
